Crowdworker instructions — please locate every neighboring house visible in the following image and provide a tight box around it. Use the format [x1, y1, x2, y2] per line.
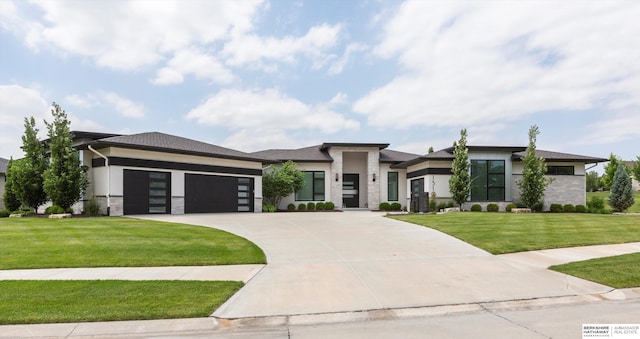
[624, 161, 640, 191]
[0, 157, 7, 210]
[74, 131, 268, 216]
[253, 143, 419, 210]
[394, 146, 608, 211]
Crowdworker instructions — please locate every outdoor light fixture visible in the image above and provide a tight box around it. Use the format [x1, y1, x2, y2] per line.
[336, 173, 339, 182]
[373, 173, 376, 182]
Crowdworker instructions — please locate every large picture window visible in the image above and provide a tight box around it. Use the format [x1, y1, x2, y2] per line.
[471, 160, 505, 201]
[547, 166, 574, 175]
[295, 171, 325, 201]
[388, 172, 399, 201]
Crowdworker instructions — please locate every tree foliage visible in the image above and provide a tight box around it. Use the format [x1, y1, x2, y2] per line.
[262, 161, 305, 209]
[585, 171, 601, 192]
[428, 146, 434, 154]
[632, 156, 640, 184]
[448, 129, 470, 210]
[609, 165, 634, 212]
[2, 158, 22, 212]
[12, 117, 49, 210]
[517, 125, 551, 210]
[42, 103, 87, 210]
[602, 153, 627, 190]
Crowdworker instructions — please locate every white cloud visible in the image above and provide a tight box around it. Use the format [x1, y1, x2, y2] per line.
[221, 128, 314, 152]
[355, 0, 640, 141]
[328, 43, 368, 75]
[152, 48, 234, 85]
[329, 92, 348, 106]
[66, 91, 145, 119]
[0, 84, 49, 158]
[186, 88, 359, 134]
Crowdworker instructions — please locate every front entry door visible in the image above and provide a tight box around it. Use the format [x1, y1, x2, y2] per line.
[410, 178, 426, 213]
[342, 174, 359, 208]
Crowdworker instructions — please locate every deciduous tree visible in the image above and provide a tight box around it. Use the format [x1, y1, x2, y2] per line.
[12, 117, 48, 211]
[602, 153, 627, 190]
[262, 161, 305, 209]
[448, 129, 470, 210]
[2, 158, 22, 212]
[517, 125, 551, 210]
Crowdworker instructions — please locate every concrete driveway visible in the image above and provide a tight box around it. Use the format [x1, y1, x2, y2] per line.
[139, 212, 610, 319]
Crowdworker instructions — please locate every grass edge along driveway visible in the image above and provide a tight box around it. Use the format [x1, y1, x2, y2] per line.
[390, 213, 640, 255]
[549, 253, 640, 289]
[0, 217, 266, 269]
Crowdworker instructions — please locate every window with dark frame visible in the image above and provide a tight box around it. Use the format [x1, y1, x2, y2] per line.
[470, 160, 505, 201]
[388, 172, 399, 201]
[295, 171, 325, 201]
[546, 166, 575, 175]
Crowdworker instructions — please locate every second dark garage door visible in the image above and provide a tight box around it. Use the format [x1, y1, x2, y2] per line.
[185, 173, 254, 213]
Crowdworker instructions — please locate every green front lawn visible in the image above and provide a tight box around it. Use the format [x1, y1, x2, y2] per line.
[0, 280, 242, 324]
[550, 253, 640, 288]
[0, 217, 266, 269]
[391, 213, 640, 254]
[587, 190, 640, 213]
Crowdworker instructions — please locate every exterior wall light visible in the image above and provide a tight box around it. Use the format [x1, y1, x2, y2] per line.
[373, 173, 376, 182]
[336, 173, 339, 182]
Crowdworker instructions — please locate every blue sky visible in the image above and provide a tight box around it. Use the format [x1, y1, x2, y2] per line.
[1, 0, 639, 170]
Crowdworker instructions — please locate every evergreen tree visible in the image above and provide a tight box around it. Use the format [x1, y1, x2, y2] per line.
[448, 129, 470, 210]
[517, 125, 551, 210]
[2, 158, 22, 212]
[609, 165, 634, 212]
[428, 146, 434, 154]
[43, 103, 87, 211]
[13, 117, 48, 211]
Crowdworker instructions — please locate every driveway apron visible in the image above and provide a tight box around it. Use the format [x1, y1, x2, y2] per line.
[138, 212, 610, 318]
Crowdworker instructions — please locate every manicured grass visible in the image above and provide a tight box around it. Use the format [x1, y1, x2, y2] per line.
[550, 253, 640, 288]
[0, 280, 242, 324]
[391, 213, 640, 254]
[0, 217, 266, 269]
[587, 190, 640, 213]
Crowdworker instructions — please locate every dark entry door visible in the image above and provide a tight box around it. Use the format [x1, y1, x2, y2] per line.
[123, 170, 171, 215]
[410, 178, 427, 213]
[185, 174, 254, 213]
[342, 173, 359, 208]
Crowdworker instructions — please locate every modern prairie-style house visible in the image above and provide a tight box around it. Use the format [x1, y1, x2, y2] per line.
[28, 131, 608, 215]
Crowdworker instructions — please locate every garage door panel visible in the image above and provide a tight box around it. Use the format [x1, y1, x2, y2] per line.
[124, 170, 171, 215]
[185, 174, 253, 213]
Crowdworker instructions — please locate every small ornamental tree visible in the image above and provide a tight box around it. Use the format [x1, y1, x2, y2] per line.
[2, 158, 22, 212]
[13, 117, 48, 211]
[609, 165, 634, 212]
[517, 125, 551, 210]
[585, 170, 601, 192]
[602, 153, 626, 190]
[262, 161, 305, 209]
[448, 129, 470, 210]
[43, 103, 88, 211]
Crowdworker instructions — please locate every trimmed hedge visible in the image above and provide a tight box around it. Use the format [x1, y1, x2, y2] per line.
[287, 203, 296, 211]
[0, 210, 9, 218]
[487, 203, 499, 212]
[575, 204, 587, 213]
[298, 203, 306, 211]
[316, 202, 325, 210]
[563, 204, 576, 213]
[505, 203, 517, 212]
[390, 202, 402, 211]
[262, 204, 276, 213]
[307, 202, 315, 211]
[471, 204, 482, 212]
[379, 202, 391, 211]
[45, 205, 65, 214]
[325, 202, 335, 210]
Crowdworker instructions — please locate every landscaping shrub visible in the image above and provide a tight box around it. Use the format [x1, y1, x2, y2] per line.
[532, 202, 544, 212]
[563, 204, 576, 213]
[446, 201, 455, 208]
[306, 202, 315, 211]
[379, 202, 391, 211]
[316, 202, 325, 210]
[390, 202, 402, 211]
[575, 205, 587, 213]
[428, 200, 436, 212]
[287, 203, 296, 211]
[0, 210, 9, 218]
[84, 197, 101, 216]
[325, 202, 335, 210]
[550, 204, 563, 213]
[505, 203, 517, 212]
[587, 196, 606, 213]
[470, 204, 482, 212]
[437, 202, 447, 211]
[45, 205, 65, 215]
[298, 203, 306, 211]
[262, 204, 276, 213]
[487, 203, 499, 212]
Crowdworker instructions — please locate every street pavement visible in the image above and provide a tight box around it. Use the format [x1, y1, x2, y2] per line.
[1, 212, 639, 338]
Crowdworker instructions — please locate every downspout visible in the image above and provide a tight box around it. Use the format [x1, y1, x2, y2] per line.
[88, 145, 110, 216]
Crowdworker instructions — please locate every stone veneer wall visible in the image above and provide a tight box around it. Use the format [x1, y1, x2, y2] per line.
[511, 175, 585, 211]
[96, 196, 124, 216]
[171, 196, 184, 214]
[367, 150, 380, 209]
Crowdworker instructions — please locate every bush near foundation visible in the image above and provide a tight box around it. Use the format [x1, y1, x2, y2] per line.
[325, 202, 335, 210]
[390, 203, 402, 211]
[487, 203, 499, 212]
[550, 204, 563, 213]
[287, 203, 295, 211]
[298, 203, 306, 211]
[505, 203, 517, 212]
[470, 204, 482, 212]
[379, 202, 391, 211]
[575, 205, 587, 213]
[316, 202, 325, 210]
[563, 204, 576, 213]
[306, 202, 315, 211]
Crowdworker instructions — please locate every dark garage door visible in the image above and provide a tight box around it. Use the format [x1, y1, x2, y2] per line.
[123, 169, 171, 215]
[185, 174, 254, 213]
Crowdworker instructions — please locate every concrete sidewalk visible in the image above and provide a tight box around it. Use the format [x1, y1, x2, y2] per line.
[0, 265, 264, 283]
